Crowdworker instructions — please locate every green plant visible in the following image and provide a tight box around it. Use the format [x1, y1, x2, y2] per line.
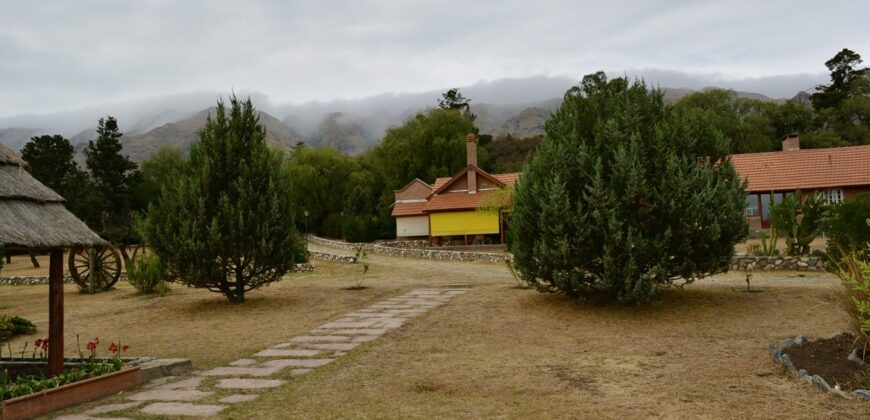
[126, 253, 169, 295]
[139, 96, 306, 303]
[348, 246, 370, 290]
[504, 259, 529, 289]
[827, 193, 870, 260]
[758, 228, 779, 256]
[510, 72, 748, 304]
[834, 223, 870, 341]
[0, 315, 37, 342]
[769, 191, 827, 256]
[0, 357, 124, 402]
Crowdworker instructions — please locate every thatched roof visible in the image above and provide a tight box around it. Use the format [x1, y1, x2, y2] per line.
[0, 144, 107, 249]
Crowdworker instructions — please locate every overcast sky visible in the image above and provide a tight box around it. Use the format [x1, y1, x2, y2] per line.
[1, 0, 868, 117]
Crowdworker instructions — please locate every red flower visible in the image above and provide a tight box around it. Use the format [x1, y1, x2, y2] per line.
[108, 342, 119, 353]
[41, 338, 49, 351]
[86, 341, 97, 352]
[34, 338, 43, 348]
[122, 345, 130, 353]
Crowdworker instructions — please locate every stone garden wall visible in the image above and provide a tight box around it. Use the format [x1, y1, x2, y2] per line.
[309, 236, 830, 268]
[308, 236, 512, 263]
[730, 255, 826, 271]
[308, 251, 357, 264]
[0, 275, 77, 286]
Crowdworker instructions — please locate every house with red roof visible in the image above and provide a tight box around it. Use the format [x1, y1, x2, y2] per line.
[731, 134, 870, 230]
[391, 134, 519, 243]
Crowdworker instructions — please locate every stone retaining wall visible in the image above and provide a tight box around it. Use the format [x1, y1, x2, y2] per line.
[308, 236, 512, 263]
[0, 275, 77, 286]
[311, 236, 834, 268]
[731, 255, 826, 271]
[308, 251, 357, 264]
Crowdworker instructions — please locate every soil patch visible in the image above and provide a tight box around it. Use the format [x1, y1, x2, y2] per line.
[786, 333, 870, 390]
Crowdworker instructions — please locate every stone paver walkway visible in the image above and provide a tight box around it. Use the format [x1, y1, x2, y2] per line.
[55, 288, 468, 419]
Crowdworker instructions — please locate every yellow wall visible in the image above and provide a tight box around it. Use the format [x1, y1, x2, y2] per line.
[430, 210, 499, 236]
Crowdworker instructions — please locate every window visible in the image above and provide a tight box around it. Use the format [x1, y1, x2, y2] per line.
[825, 189, 844, 204]
[745, 194, 759, 217]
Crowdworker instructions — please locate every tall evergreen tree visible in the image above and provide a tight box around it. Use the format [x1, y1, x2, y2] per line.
[510, 73, 747, 304]
[140, 96, 305, 303]
[84, 116, 143, 242]
[21, 134, 100, 228]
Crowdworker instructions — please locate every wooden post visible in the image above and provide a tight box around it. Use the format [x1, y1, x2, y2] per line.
[48, 249, 64, 377]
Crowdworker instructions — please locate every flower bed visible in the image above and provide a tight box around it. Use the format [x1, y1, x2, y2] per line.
[770, 333, 870, 400]
[0, 366, 140, 420]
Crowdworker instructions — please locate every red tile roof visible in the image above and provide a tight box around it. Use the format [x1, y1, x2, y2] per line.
[424, 191, 493, 212]
[433, 177, 451, 190]
[731, 145, 870, 192]
[391, 202, 427, 217]
[396, 168, 520, 214]
[491, 172, 520, 186]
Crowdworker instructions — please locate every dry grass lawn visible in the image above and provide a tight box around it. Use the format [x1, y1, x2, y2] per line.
[2, 251, 869, 419]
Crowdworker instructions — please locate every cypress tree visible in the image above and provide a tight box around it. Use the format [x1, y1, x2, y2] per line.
[510, 73, 748, 304]
[140, 96, 306, 303]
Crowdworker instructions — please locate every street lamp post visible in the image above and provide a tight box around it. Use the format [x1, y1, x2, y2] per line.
[303, 210, 309, 245]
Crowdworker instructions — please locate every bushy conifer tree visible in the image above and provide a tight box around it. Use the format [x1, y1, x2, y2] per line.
[510, 73, 748, 304]
[140, 96, 305, 303]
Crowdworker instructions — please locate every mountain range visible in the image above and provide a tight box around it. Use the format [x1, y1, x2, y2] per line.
[0, 76, 804, 162]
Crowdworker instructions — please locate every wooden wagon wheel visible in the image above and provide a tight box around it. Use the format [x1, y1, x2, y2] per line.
[128, 243, 148, 262]
[67, 245, 123, 291]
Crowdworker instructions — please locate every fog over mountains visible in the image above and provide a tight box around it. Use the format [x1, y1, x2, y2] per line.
[0, 71, 825, 161]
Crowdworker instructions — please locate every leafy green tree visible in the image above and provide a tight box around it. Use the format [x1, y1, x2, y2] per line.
[674, 89, 779, 153]
[826, 193, 870, 259]
[511, 73, 748, 304]
[438, 88, 475, 120]
[482, 134, 543, 173]
[812, 48, 870, 111]
[84, 117, 144, 243]
[769, 191, 828, 256]
[140, 96, 305, 303]
[20, 135, 100, 226]
[371, 108, 478, 188]
[139, 146, 186, 201]
[20, 135, 82, 193]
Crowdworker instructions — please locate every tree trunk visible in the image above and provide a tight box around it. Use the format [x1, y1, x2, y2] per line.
[226, 263, 245, 304]
[29, 251, 40, 268]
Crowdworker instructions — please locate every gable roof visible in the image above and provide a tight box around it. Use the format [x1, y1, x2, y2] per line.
[393, 178, 432, 194]
[424, 190, 494, 212]
[731, 145, 870, 192]
[391, 202, 428, 217]
[428, 166, 518, 197]
[0, 144, 107, 249]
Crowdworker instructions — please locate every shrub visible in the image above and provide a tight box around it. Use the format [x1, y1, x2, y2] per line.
[510, 73, 747, 304]
[343, 214, 377, 243]
[835, 222, 870, 341]
[126, 253, 169, 295]
[0, 315, 36, 342]
[769, 191, 827, 256]
[139, 96, 306, 303]
[827, 193, 870, 259]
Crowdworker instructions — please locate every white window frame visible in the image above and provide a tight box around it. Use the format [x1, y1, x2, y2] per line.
[825, 189, 844, 204]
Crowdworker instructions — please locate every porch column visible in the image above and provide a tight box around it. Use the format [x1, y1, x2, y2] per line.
[48, 249, 65, 377]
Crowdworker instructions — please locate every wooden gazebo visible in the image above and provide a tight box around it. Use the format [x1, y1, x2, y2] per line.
[0, 144, 106, 376]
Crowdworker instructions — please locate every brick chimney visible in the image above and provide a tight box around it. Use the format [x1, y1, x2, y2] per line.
[466, 133, 477, 194]
[782, 133, 800, 151]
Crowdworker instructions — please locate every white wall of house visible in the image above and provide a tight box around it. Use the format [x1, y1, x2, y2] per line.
[396, 215, 429, 238]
